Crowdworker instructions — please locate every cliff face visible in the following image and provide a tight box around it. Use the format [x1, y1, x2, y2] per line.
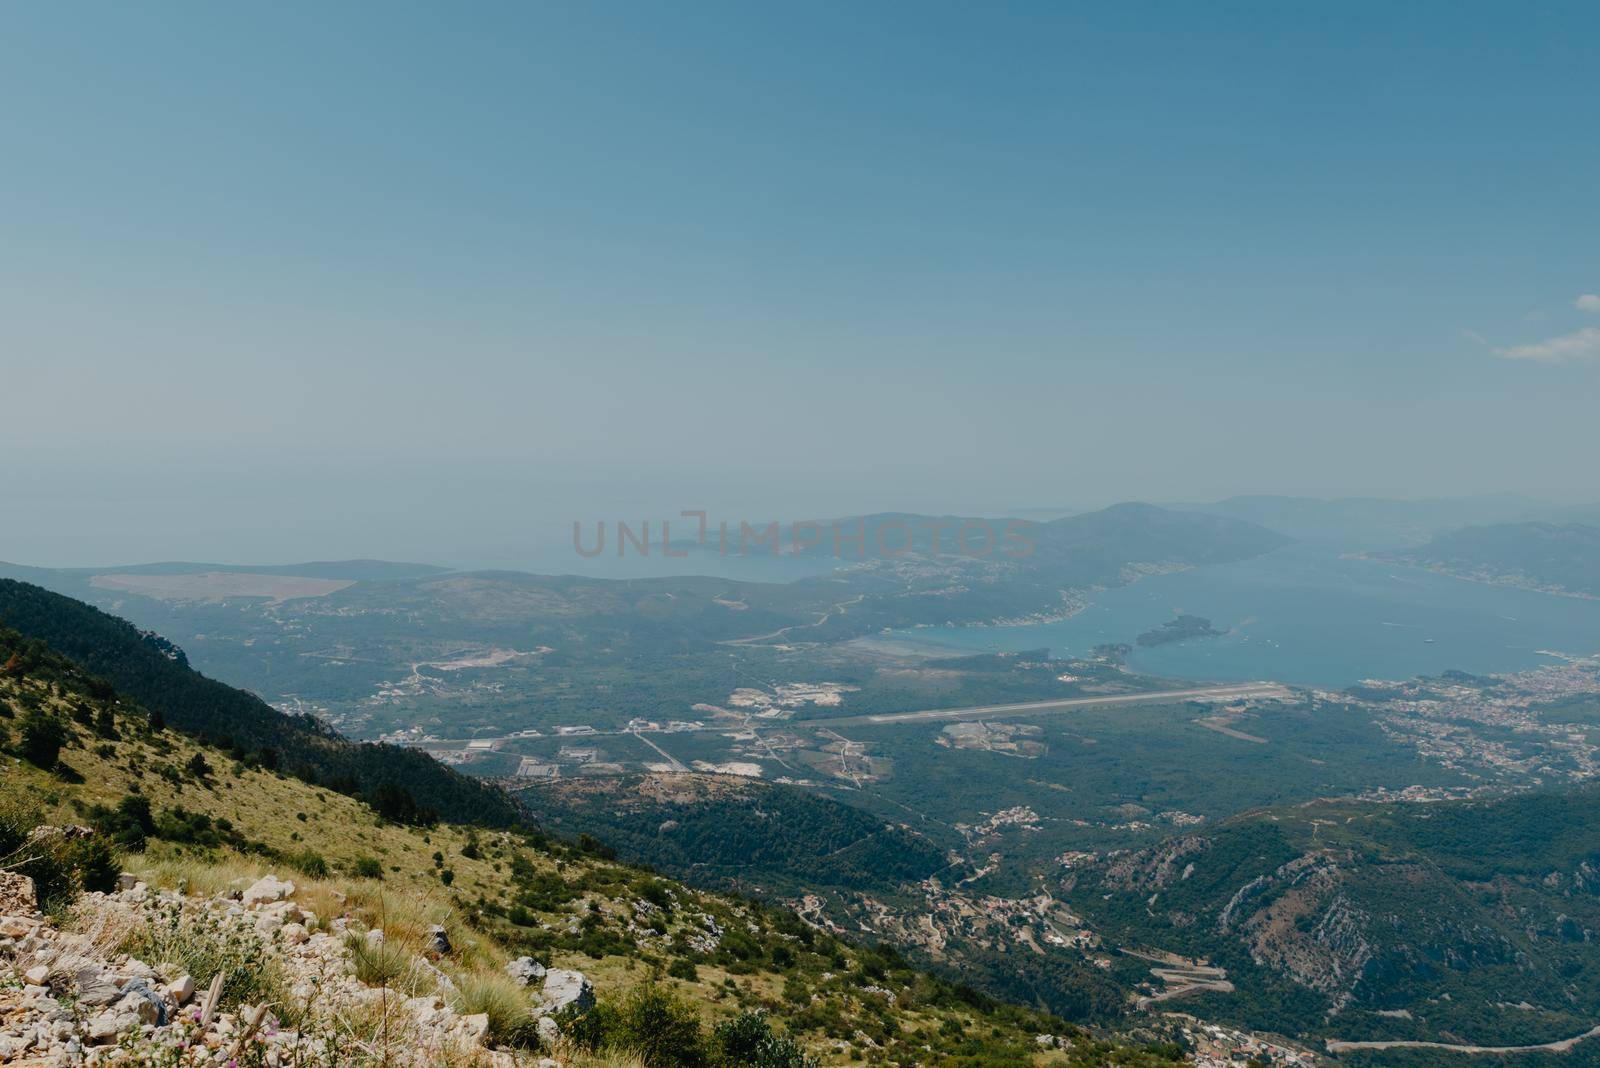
[1066, 793, 1600, 1045]
[1224, 853, 1374, 1006]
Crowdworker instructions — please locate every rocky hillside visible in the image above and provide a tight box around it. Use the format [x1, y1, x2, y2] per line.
[1, 869, 549, 1065]
[1063, 788, 1600, 1051]
[0, 609, 1186, 1066]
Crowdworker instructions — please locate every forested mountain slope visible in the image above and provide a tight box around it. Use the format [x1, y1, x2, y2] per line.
[0, 578, 526, 827]
[1063, 785, 1600, 1050]
[1379, 521, 1600, 597]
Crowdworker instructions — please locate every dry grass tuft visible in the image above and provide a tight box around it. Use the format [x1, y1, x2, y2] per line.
[345, 932, 427, 994]
[450, 970, 536, 1046]
[554, 1043, 647, 1068]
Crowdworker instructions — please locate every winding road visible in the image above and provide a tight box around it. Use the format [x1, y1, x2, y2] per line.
[1326, 1025, 1600, 1056]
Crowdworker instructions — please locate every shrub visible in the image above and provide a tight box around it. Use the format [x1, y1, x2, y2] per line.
[637, 878, 674, 914]
[562, 984, 711, 1067]
[2, 792, 117, 911]
[1, 791, 38, 856]
[577, 834, 614, 859]
[352, 856, 384, 880]
[562, 1001, 621, 1055]
[368, 783, 437, 827]
[519, 871, 581, 911]
[713, 1012, 817, 1068]
[90, 795, 155, 852]
[154, 807, 229, 847]
[717, 929, 762, 963]
[126, 899, 285, 1013]
[19, 711, 67, 769]
[612, 984, 708, 1068]
[93, 706, 118, 739]
[55, 834, 118, 896]
[286, 849, 329, 878]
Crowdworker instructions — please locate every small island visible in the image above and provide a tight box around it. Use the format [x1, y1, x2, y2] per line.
[1136, 614, 1224, 647]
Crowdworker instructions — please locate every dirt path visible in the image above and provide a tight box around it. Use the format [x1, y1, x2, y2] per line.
[815, 727, 869, 787]
[1194, 716, 1268, 743]
[631, 730, 689, 773]
[720, 595, 867, 645]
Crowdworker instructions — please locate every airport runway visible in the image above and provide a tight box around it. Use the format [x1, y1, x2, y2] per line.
[421, 682, 1292, 752]
[810, 682, 1291, 728]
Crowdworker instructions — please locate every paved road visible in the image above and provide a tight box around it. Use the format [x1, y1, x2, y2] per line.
[1326, 1024, 1600, 1056]
[810, 682, 1290, 728]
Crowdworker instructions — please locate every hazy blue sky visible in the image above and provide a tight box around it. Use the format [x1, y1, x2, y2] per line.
[3, 2, 1598, 567]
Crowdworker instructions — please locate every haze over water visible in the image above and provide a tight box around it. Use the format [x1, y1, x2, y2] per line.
[896, 544, 1600, 688]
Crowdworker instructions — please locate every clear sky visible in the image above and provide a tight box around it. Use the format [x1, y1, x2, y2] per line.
[2, 1, 1597, 567]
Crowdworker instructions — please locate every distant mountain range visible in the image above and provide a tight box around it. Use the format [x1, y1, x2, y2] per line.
[0, 557, 447, 587]
[1170, 493, 1576, 549]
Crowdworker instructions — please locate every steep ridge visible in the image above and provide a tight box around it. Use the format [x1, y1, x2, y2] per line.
[0, 578, 525, 828]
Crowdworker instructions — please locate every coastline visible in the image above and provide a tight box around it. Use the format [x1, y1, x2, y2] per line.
[1357, 554, 1600, 602]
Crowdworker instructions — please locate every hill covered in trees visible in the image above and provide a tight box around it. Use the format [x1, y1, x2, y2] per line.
[1379, 521, 1600, 598]
[517, 774, 950, 896]
[1061, 782, 1600, 1050]
[0, 578, 525, 828]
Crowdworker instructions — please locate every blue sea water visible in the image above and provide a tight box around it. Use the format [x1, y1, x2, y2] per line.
[893, 545, 1600, 688]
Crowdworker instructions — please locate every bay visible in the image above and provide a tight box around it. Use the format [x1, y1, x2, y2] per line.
[892, 544, 1600, 688]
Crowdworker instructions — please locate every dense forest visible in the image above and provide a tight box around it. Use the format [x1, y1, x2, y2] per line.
[516, 775, 949, 894]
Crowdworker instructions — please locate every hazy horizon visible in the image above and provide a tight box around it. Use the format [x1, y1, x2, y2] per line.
[1, 457, 1592, 572]
[5, 2, 1599, 568]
